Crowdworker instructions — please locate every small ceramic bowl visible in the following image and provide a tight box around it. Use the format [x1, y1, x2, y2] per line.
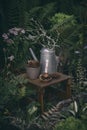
[39, 73, 52, 82]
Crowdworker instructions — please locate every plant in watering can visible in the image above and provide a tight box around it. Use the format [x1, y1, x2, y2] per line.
[26, 14, 77, 74]
[27, 18, 60, 74]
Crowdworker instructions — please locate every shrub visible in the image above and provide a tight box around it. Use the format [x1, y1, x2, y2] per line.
[54, 116, 86, 130]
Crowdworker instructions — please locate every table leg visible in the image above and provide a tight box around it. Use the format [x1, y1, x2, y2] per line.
[38, 88, 44, 113]
[66, 78, 71, 98]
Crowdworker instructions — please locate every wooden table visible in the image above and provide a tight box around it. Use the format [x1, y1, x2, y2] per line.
[23, 72, 71, 113]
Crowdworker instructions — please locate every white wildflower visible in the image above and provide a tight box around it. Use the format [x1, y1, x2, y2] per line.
[21, 29, 25, 34]
[8, 55, 14, 61]
[2, 33, 8, 40]
[75, 51, 80, 54]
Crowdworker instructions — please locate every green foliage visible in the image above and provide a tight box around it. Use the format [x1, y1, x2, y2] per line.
[57, 0, 74, 14]
[0, 76, 12, 106]
[72, 5, 87, 24]
[50, 13, 78, 46]
[24, 13, 78, 51]
[0, 73, 28, 106]
[49, 13, 80, 71]
[24, 19, 60, 49]
[51, 13, 76, 26]
[26, 0, 40, 9]
[2, 27, 32, 70]
[25, 101, 39, 124]
[54, 116, 87, 130]
[25, 2, 57, 28]
[0, 72, 40, 129]
[64, 99, 87, 119]
[5, 0, 26, 29]
[50, 12, 87, 78]
[39, 2, 57, 26]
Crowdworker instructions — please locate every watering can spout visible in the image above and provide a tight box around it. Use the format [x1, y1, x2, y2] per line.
[29, 48, 38, 61]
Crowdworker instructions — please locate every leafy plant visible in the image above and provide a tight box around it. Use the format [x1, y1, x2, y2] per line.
[22, 13, 77, 50]
[52, 94, 87, 130]
[0, 72, 40, 130]
[50, 13, 78, 48]
[0, 72, 28, 106]
[2, 27, 32, 71]
[24, 18, 60, 49]
[25, 2, 57, 26]
[54, 116, 87, 130]
[67, 100, 87, 118]
[4, 0, 26, 29]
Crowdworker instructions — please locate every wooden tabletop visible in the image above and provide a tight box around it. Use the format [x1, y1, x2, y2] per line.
[22, 72, 71, 88]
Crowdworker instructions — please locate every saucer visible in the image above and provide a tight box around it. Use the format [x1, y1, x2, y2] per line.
[39, 73, 52, 82]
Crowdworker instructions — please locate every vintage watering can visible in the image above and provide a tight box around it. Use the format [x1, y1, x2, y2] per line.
[29, 48, 59, 74]
[40, 48, 59, 74]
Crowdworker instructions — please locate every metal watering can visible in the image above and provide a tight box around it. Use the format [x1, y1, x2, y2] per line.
[29, 48, 59, 74]
[40, 48, 59, 74]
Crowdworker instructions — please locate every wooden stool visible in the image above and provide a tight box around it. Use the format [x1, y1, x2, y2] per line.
[22, 72, 71, 113]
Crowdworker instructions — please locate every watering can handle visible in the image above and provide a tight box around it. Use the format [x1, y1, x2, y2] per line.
[29, 48, 38, 61]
